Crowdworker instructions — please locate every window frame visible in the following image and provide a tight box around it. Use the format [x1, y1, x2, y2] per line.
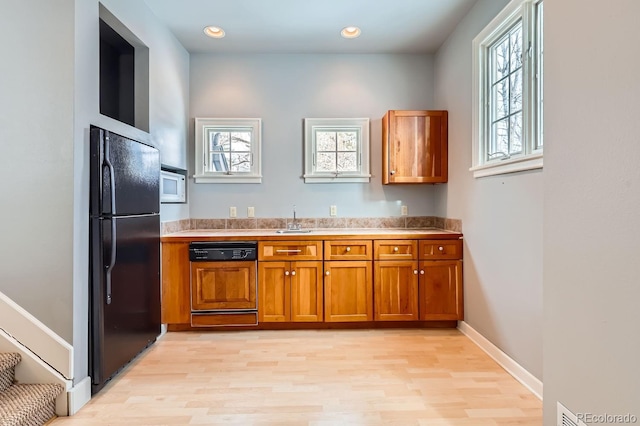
[303, 118, 371, 183]
[194, 117, 262, 184]
[471, 0, 543, 178]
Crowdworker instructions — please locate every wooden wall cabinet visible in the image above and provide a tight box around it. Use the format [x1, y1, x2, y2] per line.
[382, 110, 448, 184]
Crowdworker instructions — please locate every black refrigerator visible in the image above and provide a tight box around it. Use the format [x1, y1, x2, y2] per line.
[89, 125, 161, 394]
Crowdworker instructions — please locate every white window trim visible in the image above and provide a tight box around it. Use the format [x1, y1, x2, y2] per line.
[194, 117, 262, 184]
[303, 118, 371, 184]
[471, 0, 543, 178]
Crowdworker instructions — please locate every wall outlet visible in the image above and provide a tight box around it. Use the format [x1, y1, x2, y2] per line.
[247, 207, 255, 218]
[229, 206, 237, 218]
[330, 205, 337, 217]
[401, 205, 408, 216]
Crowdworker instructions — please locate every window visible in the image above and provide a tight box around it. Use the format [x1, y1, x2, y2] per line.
[303, 118, 370, 183]
[471, 0, 543, 178]
[194, 118, 262, 183]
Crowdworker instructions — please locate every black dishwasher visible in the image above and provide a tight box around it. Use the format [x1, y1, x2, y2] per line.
[188, 241, 258, 326]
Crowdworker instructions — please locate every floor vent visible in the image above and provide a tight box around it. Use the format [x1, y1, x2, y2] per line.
[557, 402, 587, 426]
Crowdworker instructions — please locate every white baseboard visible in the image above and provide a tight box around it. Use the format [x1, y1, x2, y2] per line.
[457, 321, 543, 400]
[67, 376, 92, 415]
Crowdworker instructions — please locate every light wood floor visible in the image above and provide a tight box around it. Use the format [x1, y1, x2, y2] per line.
[51, 329, 542, 425]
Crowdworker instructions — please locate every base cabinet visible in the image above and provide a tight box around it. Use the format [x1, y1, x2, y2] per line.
[418, 260, 463, 320]
[162, 235, 463, 329]
[258, 261, 323, 322]
[373, 260, 419, 321]
[324, 261, 373, 322]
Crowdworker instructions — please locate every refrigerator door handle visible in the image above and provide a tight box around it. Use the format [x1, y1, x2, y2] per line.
[104, 134, 117, 215]
[105, 218, 116, 305]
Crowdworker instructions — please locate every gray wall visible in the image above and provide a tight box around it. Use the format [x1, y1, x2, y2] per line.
[0, 0, 76, 341]
[72, 0, 190, 381]
[0, 0, 189, 383]
[433, 0, 543, 380]
[189, 53, 440, 219]
[544, 0, 640, 423]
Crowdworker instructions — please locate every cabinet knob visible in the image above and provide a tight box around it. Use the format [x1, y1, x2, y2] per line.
[420, 270, 425, 275]
[285, 271, 290, 276]
[393, 247, 399, 252]
[413, 270, 418, 275]
[325, 271, 330, 276]
[291, 270, 296, 276]
[438, 246, 444, 251]
[390, 170, 396, 175]
[346, 247, 351, 252]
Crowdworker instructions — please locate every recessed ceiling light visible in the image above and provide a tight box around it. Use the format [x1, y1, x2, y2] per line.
[341, 26, 361, 39]
[203, 26, 225, 38]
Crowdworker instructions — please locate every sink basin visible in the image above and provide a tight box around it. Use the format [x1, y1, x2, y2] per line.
[275, 229, 312, 234]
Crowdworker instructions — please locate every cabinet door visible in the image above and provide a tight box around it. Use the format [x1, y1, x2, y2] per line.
[324, 261, 373, 322]
[374, 260, 419, 321]
[290, 261, 324, 322]
[419, 260, 463, 320]
[258, 262, 290, 322]
[383, 110, 448, 184]
[161, 242, 191, 324]
[191, 261, 256, 311]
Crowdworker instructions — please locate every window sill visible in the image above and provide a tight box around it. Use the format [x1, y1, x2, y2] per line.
[470, 154, 543, 178]
[194, 174, 262, 184]
[303, 174, 371, 184]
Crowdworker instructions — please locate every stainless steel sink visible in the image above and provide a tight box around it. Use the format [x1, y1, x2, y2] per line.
[275, 229, 312, 234]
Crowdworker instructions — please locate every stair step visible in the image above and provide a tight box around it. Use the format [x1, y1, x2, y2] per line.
[0, 383, 64, 426]
[0, 353, 21, 393]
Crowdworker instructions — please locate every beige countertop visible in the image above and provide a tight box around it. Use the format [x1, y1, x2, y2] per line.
[161, 228, 462, 242]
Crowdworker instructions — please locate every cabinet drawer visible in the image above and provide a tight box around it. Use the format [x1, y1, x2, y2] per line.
[419, 240, 462, 260]
[191, 312, 258, 327]
[374, 240, 417, 260]
[258, 241, 322, 261]
[324, 240, 372, 260]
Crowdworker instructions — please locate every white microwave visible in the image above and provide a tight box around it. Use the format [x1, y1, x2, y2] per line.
[160, 170, 186, 203]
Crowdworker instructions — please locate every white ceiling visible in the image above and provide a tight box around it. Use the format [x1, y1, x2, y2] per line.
[143, 0, 478, 54]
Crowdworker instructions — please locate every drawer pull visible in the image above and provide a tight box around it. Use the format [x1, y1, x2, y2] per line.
[276, 249, 302, 253]
[438, 246, 444, 251]
[325, 271, 330, 276]
[346, 247, 351, 252]
[420, 270, 425, 275]
[291, 270, 296, 276]
[393, 247, 399, 252]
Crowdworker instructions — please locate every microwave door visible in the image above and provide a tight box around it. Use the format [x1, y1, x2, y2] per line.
[160, 171, 185, 203]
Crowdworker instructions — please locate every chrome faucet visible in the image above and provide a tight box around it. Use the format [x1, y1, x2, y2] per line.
[288, 205, 301, 231]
